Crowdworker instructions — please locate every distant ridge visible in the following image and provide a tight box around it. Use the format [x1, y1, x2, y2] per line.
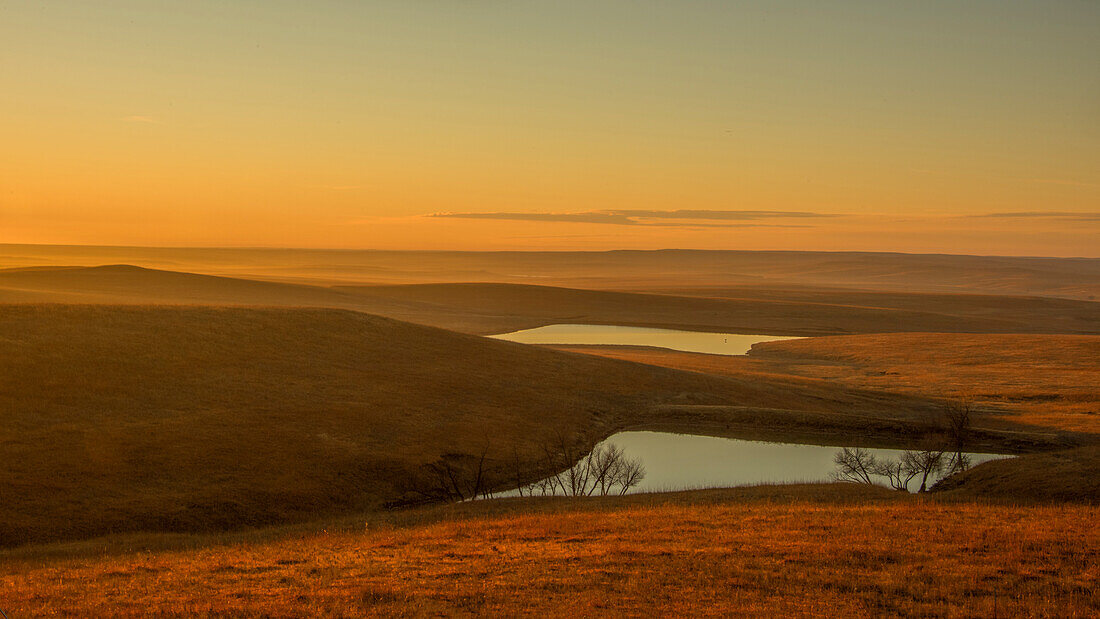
[1, 264, 1097, 335]
[2, 244, 1098, 299]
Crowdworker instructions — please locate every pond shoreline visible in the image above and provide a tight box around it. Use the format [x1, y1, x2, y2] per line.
[631, 405, 1085, 455]
[497, 430, 1011, 498]
[491, 323, 800, 356]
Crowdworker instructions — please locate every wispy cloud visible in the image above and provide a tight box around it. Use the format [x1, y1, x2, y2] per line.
[426, 209, 835, 227]
[971, 211, 1100, 222]
[1019, 178, 1098, 189]
[431, 211, 634, 225]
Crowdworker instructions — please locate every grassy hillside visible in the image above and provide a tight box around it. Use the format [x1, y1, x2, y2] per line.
[0, 304, 947, 547]
[643, 284, 1100, 334]
[2, 485, 1096, 617]
[749, 333, 1100, 434]
[561, 333, 1100, 435]
[934, 445, 1100, 503]
[4, 265, 1099, 336]
[344, 282, 1100, 335]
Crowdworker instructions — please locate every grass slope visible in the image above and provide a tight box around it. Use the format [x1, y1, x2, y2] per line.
[935, 445, 1100, 503]
[749, 333, 1100, 434]
[561, 333, 1100, 436]
[2, 485, 1096, 617]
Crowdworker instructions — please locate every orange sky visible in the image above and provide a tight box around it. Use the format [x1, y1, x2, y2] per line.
[2, 1, 1098, 256]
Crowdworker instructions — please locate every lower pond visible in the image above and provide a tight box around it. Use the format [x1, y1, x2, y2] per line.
[490, 324, 801, 356]
[500, 431, 1009, 496]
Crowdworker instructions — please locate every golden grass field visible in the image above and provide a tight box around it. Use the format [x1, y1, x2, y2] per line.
[1, 248, 1098, 616]
[1, 485, 1096, 618]
[560, 332, 1100, 435]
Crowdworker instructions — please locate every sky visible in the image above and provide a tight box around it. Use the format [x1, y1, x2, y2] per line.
[2, 1, 1098, 255]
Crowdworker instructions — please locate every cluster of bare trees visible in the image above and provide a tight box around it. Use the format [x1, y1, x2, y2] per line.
[526, 443, 645, 497]
[833, 400, 975, 492]
[416, 433, 645, 502]
[420, 446, 494, 502]
[833, 446, 967, 492]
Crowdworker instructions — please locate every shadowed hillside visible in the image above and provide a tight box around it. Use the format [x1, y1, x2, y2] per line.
[934, 445, 1100, 503]
[341, 282, 1100, 335]
[0, 304, 947, 547]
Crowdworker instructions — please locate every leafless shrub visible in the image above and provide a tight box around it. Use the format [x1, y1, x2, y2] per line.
[874, 457, 920, 492]
[833, 447, 878, 485]
[943, 399, 973, 452]
[836, 440, 954, 492]
[419, 442, 492, 501]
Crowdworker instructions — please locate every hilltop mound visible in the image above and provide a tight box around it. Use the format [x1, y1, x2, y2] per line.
[0, 264, 359, 306]
[934, 446, 1100, 503]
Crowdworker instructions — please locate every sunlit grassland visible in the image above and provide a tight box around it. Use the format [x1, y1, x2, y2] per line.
[559, 332, 1100, 435]
[1, 486, 1096, 617]
[753, 333, 1100, 435]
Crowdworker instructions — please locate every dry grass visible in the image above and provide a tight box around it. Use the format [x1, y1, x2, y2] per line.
[750, 333, 1100, 434]
[561, 333, 1100, 436]
[1, 486, 1096, 617]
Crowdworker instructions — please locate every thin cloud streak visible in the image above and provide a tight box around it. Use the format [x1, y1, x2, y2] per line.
[426, 209, 835, 227]
[972, 211, 1100, 222]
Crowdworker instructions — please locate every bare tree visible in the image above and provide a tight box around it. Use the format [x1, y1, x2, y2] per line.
[944, 451, 972, 476]
[509, 445, 535, 497]
[902, 449, 946, 493]
[943, 399, 973, 462]
[874, 457, 920, 492]
[419, 442, 493, 501]
[540, 431, 590, 496]
[833, 447, 878, 485]
[532, 439, 646, 497]
[588, 443, 622, 496]
[611, 455, 645, 496]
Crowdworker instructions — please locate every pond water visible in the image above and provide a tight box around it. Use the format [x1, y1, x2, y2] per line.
[490, 324, 800, 355]
[501, 431, 1009, 496]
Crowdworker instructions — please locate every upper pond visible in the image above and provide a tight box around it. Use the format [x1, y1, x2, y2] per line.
[491, 324, 800, 356]
[501, 431, 1009, 496]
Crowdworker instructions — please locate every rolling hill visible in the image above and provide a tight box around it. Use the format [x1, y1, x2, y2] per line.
[0, 304, 945, 547]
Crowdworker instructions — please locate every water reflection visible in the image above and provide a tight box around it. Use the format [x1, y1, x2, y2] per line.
[490, 324, 800, 356]
[502, 431, 1007, 497]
